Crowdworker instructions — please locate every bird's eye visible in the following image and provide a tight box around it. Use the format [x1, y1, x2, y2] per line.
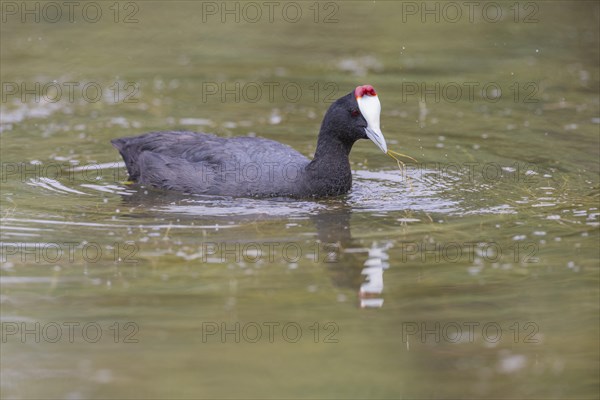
[351, 109, 360, 117]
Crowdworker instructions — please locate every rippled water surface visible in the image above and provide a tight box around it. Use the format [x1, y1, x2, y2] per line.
[1, 2, 599, 399]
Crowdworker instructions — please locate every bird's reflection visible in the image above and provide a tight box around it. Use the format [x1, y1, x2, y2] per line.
[117, 188, 389, 308]
[310, 205, 389, 308]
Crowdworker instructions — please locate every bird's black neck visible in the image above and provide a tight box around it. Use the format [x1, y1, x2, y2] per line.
[303, 129, 354, 196]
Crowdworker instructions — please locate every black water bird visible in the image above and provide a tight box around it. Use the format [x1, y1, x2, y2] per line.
[112, 85, 387, 198]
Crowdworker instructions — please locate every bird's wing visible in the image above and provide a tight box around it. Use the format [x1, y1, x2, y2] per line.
[114, 131, 309, 196]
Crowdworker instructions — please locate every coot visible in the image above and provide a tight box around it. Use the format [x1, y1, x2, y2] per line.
[112, 84, 387, 198]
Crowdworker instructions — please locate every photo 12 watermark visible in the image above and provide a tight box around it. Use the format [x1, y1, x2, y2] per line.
[199, 1, 340, 24]
[1, 81, 140, 104]
[201, 321, 339, 343]
[1, 321, 140, 343]
[400, 81, 539, 104]
[1, 162, 129, 184]
[200, 81, 339, 103]
[183, 241, 340, 264]
[398, 241, 539, 264]
[401, 321, 541, 345]
[399, 162, 544, 184]
[1, 1, 140, 24]
[399, 2, 540, 24]
[0, 241, 139, 264]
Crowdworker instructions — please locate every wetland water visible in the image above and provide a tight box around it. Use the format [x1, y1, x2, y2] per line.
[1, 2, 599, 399]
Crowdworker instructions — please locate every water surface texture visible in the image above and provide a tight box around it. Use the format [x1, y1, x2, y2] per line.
[1, 2, 599, 399]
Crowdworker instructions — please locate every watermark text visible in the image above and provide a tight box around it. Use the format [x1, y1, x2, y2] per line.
[400, 2, 539, 24]
[201, 321, 339, 343]
[1, 1, 140, 23]
[402, 321, 540, 344]
[2, 321, 139, 343]
[2, 81, 139, 103]
[1, 241, 139, 264]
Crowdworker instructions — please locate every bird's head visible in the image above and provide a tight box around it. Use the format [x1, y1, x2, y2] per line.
[320, 84, 387, 153]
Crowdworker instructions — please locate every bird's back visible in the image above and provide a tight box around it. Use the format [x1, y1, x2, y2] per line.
[111, 131, 310, 197]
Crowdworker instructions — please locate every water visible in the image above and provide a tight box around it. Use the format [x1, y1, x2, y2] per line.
[1, 2, 599, 399]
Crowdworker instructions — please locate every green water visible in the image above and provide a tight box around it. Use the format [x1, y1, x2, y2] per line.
[1, 1, 599, 399]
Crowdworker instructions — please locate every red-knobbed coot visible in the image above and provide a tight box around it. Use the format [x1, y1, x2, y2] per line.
[112, 85, 387, 198]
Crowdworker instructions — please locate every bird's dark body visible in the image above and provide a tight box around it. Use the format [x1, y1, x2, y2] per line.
[112, 131, 350, 198]
[112, 87, 382, 198]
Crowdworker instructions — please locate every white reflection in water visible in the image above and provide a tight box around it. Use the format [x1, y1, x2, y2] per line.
[27, 178, 88, 195]
[359, 244, 390, 309]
